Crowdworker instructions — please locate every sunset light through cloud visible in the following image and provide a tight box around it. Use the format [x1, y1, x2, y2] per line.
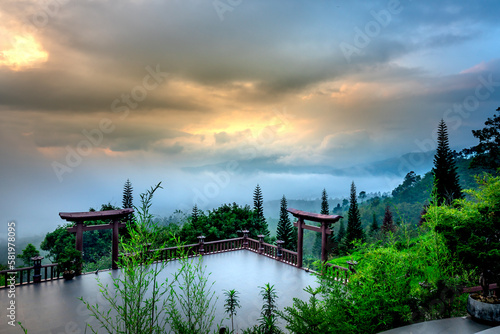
[0, 0, 499, 236]
[0, 34, 48, 70]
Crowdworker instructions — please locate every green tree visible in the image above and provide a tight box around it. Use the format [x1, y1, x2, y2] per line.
[359, 191, 367, 202]
[431, 174, 500, 297]
[465, 107, 500, 172]
[192, 204, 200, 225]
[320, 189, 329, 214]
[122, 178, 134, 209]
[279, 286, 327, 333]
[259, 283, 282, 334]
[345, 182, 364, 246]
[180, 202, 269, 243]
[18, 243, 40, 267]
[381, 205, 394, 234]
[392, 171, 422, 200]
[276, 195, 296, 251]
[313, 189, 330, 257]
[253, 184, 270, 237]
[433, 119, 463, 204]
[40, 225, 75, 263]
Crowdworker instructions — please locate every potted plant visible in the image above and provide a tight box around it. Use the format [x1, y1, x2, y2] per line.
[430, 175, 500, 324]
[59, 247, 82, 280]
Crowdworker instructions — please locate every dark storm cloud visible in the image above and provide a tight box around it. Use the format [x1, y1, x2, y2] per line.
[3, 0, 500, 115]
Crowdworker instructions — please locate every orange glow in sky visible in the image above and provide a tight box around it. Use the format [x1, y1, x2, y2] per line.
[0, 35, 48, 70]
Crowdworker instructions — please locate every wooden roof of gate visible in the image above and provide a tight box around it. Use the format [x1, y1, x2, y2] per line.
[287, 208, 342, 223]
[59, 208, 134, 222]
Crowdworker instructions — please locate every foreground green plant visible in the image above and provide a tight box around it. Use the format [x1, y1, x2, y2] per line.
[165, 247, 220, 333]
[279, 286, 327, 333]
[81, 183, 176, 333]
[429, 174, 500, 298]
[223, 289, 241, 333]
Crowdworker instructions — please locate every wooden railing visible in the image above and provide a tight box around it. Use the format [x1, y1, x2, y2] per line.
[1, 233, 346, 288]
[246, 237, 298, 266]
[323, 263, 350, 283]
[0, 263, 61, 288]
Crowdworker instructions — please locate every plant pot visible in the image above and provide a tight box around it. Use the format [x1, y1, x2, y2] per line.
[467, 294, 500, 325]
[63, 272, 75, 280]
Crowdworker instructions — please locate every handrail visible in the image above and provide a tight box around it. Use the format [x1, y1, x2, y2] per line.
[323, 262, 350, 283]
[1, 235, 310, 288]
[0, 263, 61, 288]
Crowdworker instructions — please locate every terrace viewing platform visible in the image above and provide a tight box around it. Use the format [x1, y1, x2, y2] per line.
[1, 208, 498, 333]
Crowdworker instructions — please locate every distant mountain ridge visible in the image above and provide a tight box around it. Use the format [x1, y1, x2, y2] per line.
[183, 151, 436, 178]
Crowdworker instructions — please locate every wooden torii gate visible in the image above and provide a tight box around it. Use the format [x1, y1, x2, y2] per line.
[287, 208, 342, 268]
[59, 208, 134, 271]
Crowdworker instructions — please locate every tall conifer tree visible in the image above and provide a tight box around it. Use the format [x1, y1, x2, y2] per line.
[313, 189, 330, 257]
[320, 189, 329, 215]
[122, 179, 134, 226]
[253, 184, 269, 236]
[433, 120, 463, 204]
[122, 179, 133, 209]
[345, 181, 364, 246]
[276, 195, 296, 251]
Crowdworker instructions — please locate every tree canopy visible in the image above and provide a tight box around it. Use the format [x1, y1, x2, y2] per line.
[464, 107, 500, 172]
[345, 181, 364, 246]
[433, 119, 463, 205]
[276, 195, 296, 251]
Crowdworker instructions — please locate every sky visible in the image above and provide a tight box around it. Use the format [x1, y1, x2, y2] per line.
[1, 0, 500, 237]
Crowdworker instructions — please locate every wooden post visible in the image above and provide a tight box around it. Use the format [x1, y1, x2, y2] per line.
[75, 222, 83, 254]
[112, 219, 119, 270]
[276, 240, 284, 261]
[242, 230, 249, 248]
[297, 218, 304, 268]
[258, 235, 264, 254]
[321, 221, 328, 262]
[198, 235, 206, 254]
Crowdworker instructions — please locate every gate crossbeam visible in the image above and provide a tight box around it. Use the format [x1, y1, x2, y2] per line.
[287, 208, 342, 268]
[60, 208, 133, 271]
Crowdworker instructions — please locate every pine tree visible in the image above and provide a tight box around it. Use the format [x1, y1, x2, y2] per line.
[433, 119, 463, 205]
[253, 184, 269, 237]
[276, 195, 296, 251]
[345, 181, 364, 246]
[191, 204, 200, 229]
[381, 205, 394, 234]
[320, 189, 329, 215]
[313, 189, 330, 257]
[369, 213, 379, 236]
[121, 179, 134, 238]
[122, 179, 133, 209]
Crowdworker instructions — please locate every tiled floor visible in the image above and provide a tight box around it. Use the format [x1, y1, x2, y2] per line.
[1, 250, 318, 333]
[2, 250, 498, 334]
